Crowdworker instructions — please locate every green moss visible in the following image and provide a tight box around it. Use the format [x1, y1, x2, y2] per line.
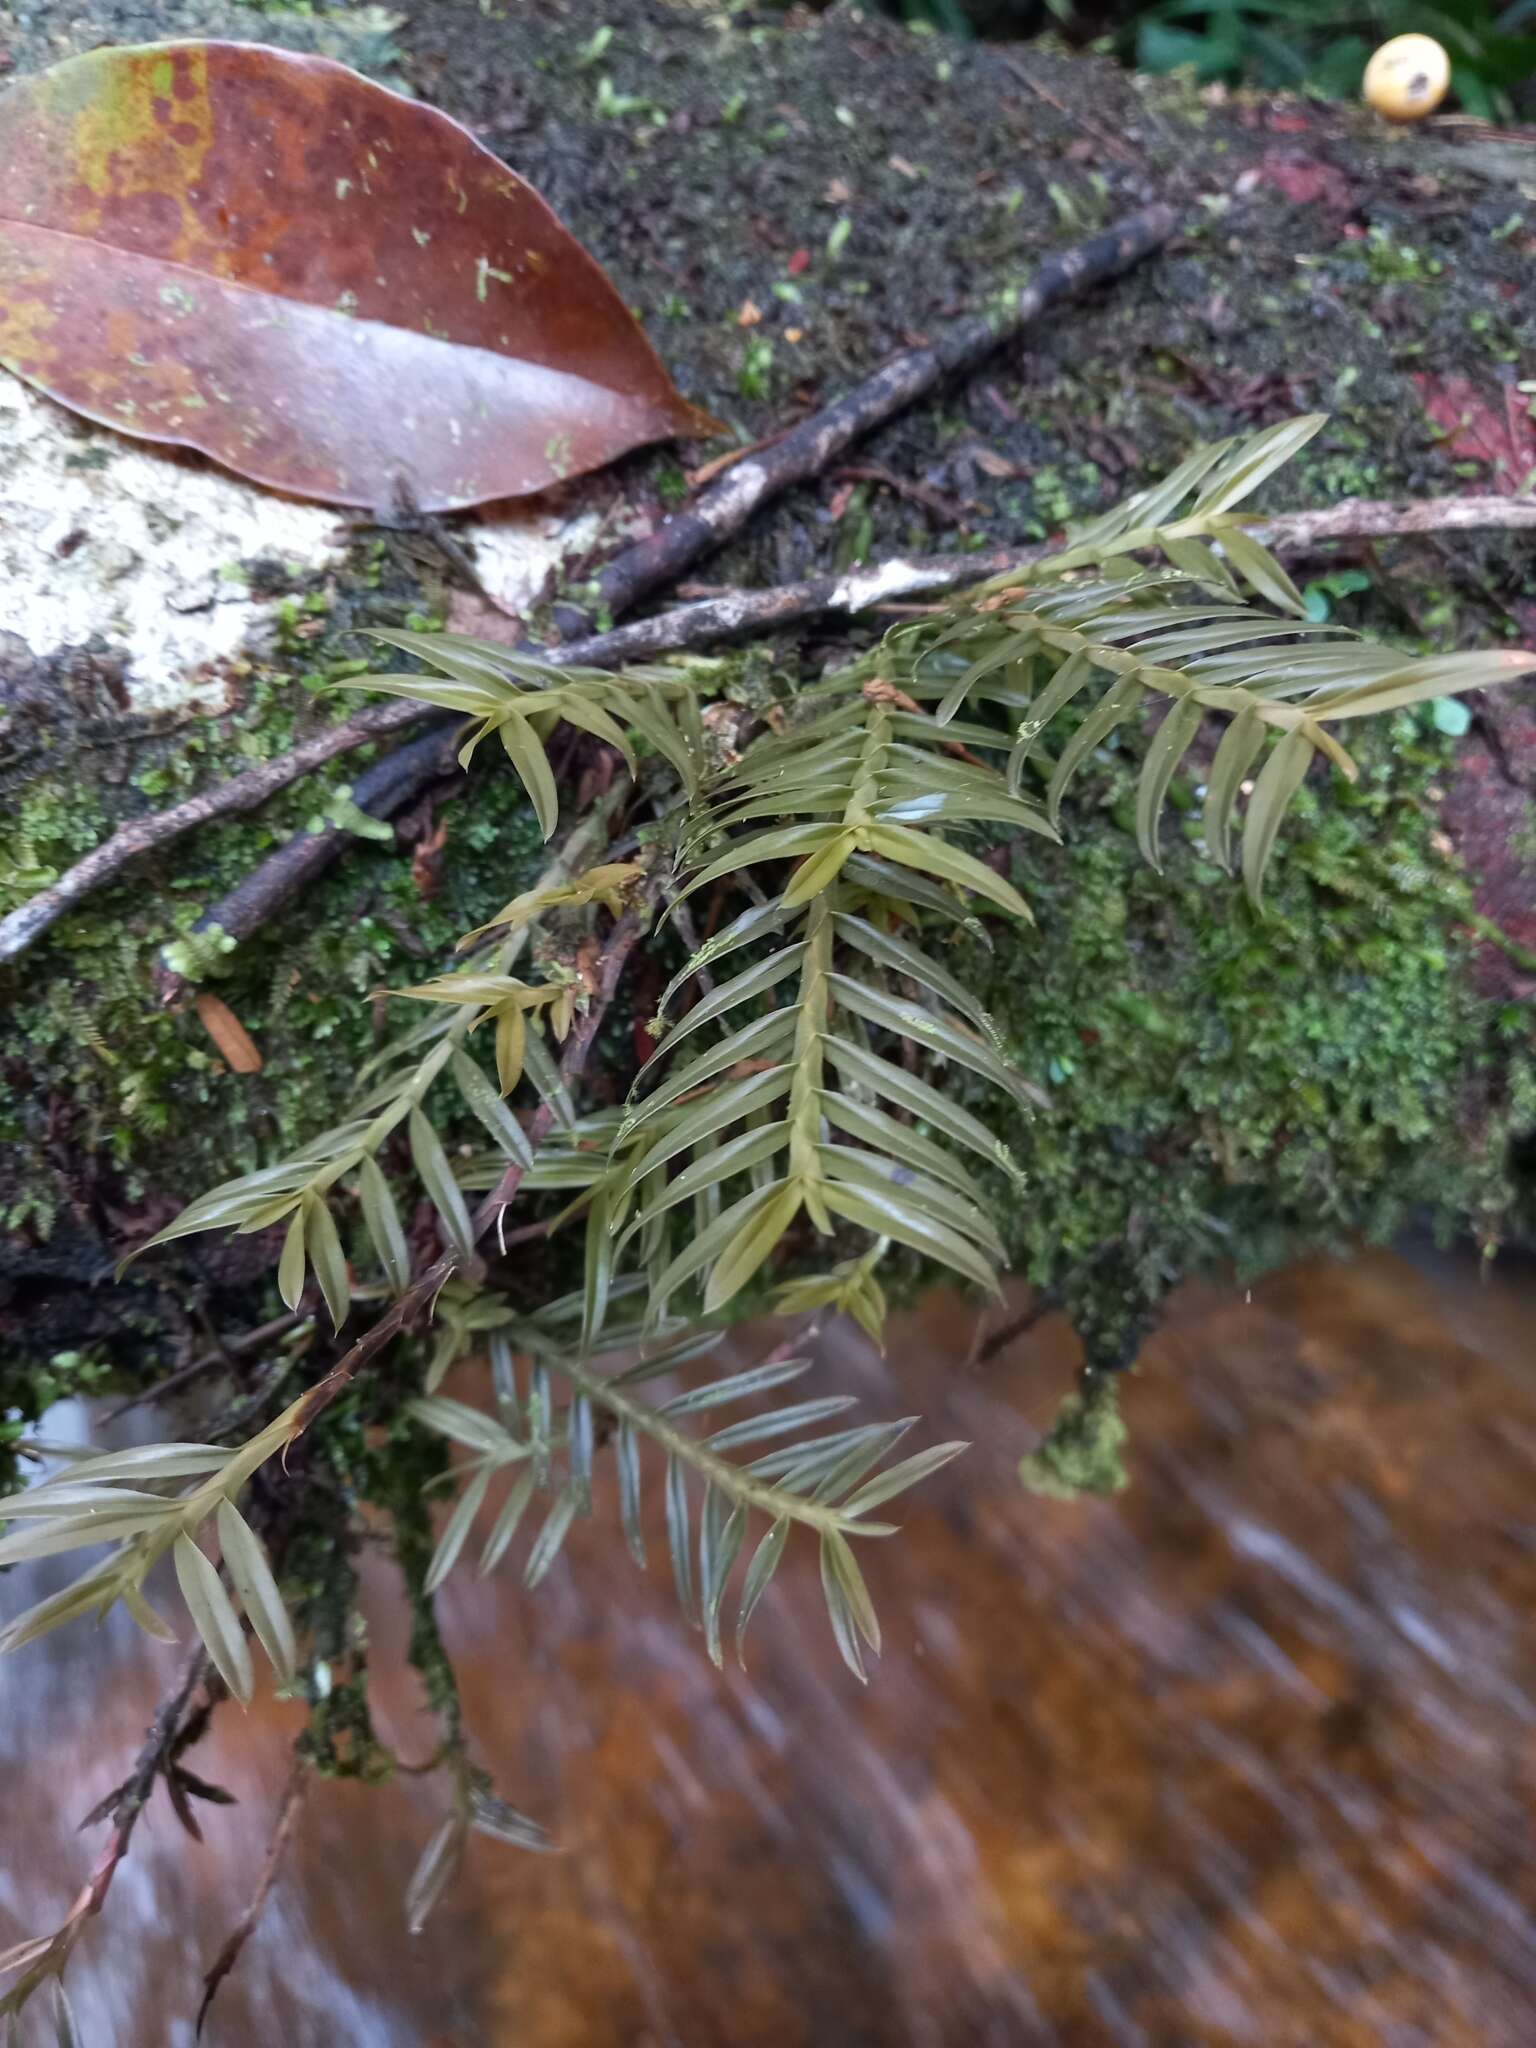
[1019, 1374, 1129, 1501]
[964, 709, 1535, 1369]
[0, 583, 547, 1225]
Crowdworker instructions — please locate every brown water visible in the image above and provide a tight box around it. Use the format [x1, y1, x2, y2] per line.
[5, 1247, 1536, 2047]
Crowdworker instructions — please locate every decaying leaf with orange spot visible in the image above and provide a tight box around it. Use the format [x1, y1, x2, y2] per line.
[0, 40, 721, 510]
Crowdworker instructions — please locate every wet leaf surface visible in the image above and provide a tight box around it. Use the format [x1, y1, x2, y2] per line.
[0, 40, 719, 510]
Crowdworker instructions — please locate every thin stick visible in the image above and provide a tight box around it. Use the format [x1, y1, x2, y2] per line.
[103, 1309, 310, 1424]
[1, 1650, 211, 2014]
[26, 207, 1171, 980]
[576, 205, 1175, 629]
[580, 494, 1536, 662]
[0, 700, 424, 964]
[14, 479, 1520, 968]
[195, 1748, 309, 2037]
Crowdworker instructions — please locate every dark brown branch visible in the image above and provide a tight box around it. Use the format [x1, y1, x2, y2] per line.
[104, 1308, 310, 1424]
[580, 494, 1536, 661]
[196, 1748, 309, 2037]
[7, 467, 1530, 973]
[110, 208, 1175, 985]
[0, 700, 425, 964]
[1, 1649, 212, 2014]
[575, 203, 1177, 627]
[968, 1291, 1063, 1369]
[288, 898, 651, 1438]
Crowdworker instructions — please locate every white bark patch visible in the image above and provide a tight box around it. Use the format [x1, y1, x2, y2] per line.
[829, 557, 929, 611]
[0, 381, 597, 714]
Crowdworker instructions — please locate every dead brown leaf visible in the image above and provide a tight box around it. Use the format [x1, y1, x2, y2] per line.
[194, 993, 262, 1074]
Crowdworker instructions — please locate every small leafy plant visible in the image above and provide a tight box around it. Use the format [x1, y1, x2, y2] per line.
[3, 416, 1530, 2021]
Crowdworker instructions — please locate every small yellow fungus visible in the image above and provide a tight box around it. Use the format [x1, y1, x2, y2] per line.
[1363, 34, 1450, 122]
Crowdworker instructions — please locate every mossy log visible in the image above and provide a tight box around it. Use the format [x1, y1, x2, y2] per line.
[3, 0, 1535, 1390]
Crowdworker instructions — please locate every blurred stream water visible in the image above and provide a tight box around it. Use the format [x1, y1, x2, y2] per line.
[3, 1245, 1535, 2047]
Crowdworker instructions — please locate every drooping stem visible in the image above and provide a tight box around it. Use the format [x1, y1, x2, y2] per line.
[562, 1355, 851, 1537]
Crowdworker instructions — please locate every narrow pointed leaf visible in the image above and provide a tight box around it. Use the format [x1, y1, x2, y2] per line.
[1135, 694, 1205, 870]
[819, 1533, 868, 1683]
[498, 713, 559, 841]
[479, 1466, 538, 1575]
[705, 1395, 858, 1451]
[174, 1534, 253, 1706]
[820, 1089, 989, 1204]
[1203, 705, 1266, 872]
[405, 1815, 465, 1936]
[304, 1195, 350, 1332]
[616, 1419, 646, 1569]
[409, 1397, 520, 1458]
[702, 1182, 803, 1312]
[821, 1180, 1000, 1295]
[581, 1189, 613, 1354]
[450, 1048, 540, 1163]
[864, 824, 1031, 923]
[621, 1066, 793, 1182]
[828, 973, 1038, 1109]
[615, 1124, 792, 1248]
[661, 1357, 812, 1415]
[1241, 726, 1313, 906]
[359, 1155, 411, 1295]
[425, 1466, 493, 1593]
[31, 1442, 228, 1488]
[0, 1561, 122, 1654]
[824, 1035, 1027, 1180]
[640, 945, 807, 1074]
[735, 1517, 789, 1666]
[568, 1394, 595, 1513]
[123, 1582, 179, 1644]
[1216, 525, 1307, 617]
[1047, 672, 1142, 827]
[840, 1441, 969, 1516]
[1190, 414, 1326, 517]
[523, 1484, 580, 1589]
[522, 1031, 576, 1130]
[665, 1453, 696, 1624]
[701, 1499, 746, 1668]
[644, 1180, 789, 1316]
[833, 912, 1001, 1045]
[216, 1501, 298, 1683]
[278, 1207, 307, 1314]
[409, 1109, 475, 1258]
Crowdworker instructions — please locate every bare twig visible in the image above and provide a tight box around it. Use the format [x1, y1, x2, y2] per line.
[0, 699, 426, 963]
[968, 1291, 1063, 1369]
[196, 1747, 309, 2037]
[834, 462, 973, 526]
[14, 458, 1522, 972]
[104, 1309, 311, 1424]
[1000, 52, 1143, 166]
[575, 204, 1175, 631]
[1, 1649, 213, 2017]
[1254, 494, 1536, 551]
[582, 493, 1536, 661]
[22, 207, 1169, 982]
